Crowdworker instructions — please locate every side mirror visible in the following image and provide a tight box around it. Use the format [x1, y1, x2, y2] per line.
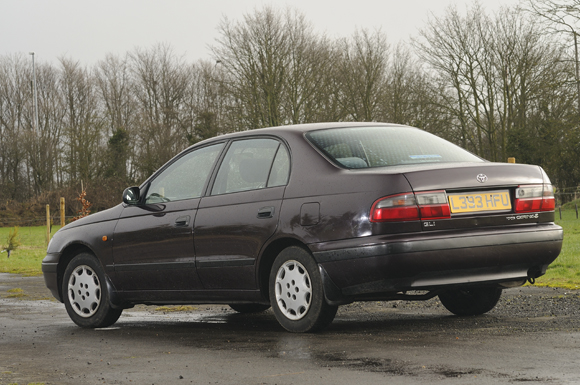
[122, 186, 140, 205]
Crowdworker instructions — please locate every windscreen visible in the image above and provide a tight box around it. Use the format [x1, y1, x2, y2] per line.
[305, 126, 483, 169]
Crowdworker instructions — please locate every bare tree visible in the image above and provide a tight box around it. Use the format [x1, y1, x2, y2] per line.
[0, 55, 29, 199]
[414, 3, 568, 161]
[379, 44, 456, 141]
[182, 60, 225, 144]
[96, 53, 136, 181]
[491, 7, 569, 161]
[337, 29, 390, 122]
[34, 61, 66, 192]
[414, 5, 482, 153]
[130, 43, 192, 178]
[0, 3, 579, 210]
[521, 0, 580, 114]
[59, 57, 104, 183]
[382, 43, 424, 125]
[212, 6, 292, 129]
[282, 9, 339, 124]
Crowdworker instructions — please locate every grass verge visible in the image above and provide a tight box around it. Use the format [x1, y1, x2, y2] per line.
[0, 225, 60, 276]
[535, 209, 580, 289]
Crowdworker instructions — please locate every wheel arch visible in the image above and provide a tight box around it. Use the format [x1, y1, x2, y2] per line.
[56, 243, 98, 301]
[257, 237, 310, 302]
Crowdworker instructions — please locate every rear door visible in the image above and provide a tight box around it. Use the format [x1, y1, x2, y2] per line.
[194, 137, 290, 290]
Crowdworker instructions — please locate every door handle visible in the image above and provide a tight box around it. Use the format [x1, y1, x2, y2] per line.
[175, 215, 190, 227]
[257, 206, 275, 219]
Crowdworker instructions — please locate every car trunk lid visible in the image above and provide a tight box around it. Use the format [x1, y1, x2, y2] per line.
[401, 162, 545, 192]
[397, 162, 554, 230]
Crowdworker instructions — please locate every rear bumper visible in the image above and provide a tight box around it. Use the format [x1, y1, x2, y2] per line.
[311, 223, 563, 303]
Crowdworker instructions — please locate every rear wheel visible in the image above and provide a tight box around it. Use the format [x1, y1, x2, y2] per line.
[269, 246, 337, 332]
[62, 253, 122, 328]
[228, 304, 270, 313]
[439, 287, 502, 316]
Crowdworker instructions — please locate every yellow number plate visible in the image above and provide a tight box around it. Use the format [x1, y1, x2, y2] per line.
[448, 190, 511, 214]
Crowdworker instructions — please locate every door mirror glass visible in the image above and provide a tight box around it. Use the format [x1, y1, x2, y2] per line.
[122, 186, 141, 205]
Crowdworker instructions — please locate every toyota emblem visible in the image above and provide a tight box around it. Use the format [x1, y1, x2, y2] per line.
[476, 174, 488, 183]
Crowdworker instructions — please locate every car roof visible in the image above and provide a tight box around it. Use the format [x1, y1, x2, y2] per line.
[195, 122, 407, 145]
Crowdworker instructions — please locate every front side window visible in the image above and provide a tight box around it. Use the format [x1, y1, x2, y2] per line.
[306, 126, 483, 169]
[211, 138, 288, 195]
[145, 143, 224, 204]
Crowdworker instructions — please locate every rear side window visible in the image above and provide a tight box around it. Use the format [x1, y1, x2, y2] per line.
[306, 126, 483, 169]
[211, 138, 289, 195]
[267, 145, 290, 187]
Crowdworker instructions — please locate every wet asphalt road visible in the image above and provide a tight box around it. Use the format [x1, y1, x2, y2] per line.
[1, 273, 580, 385]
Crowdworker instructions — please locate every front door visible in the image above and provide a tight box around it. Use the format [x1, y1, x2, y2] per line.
[113, 143, 225, 292]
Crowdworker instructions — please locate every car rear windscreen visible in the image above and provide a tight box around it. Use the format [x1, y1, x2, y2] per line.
[305, 126, 483, 169]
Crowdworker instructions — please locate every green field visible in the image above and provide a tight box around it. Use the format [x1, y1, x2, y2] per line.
[0, 212, 579, 288]
[0, 225, 60, 276]
[539, 209, 580, 289]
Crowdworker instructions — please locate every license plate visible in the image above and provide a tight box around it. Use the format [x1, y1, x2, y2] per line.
[448, 190, 511, 214]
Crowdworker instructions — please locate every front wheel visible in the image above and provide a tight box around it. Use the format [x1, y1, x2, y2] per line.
[62, 253, 122, 328]
[439, 287, 502, 316]
[269, 246, 337, 332]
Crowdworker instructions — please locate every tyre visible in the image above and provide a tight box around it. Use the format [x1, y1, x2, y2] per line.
[62, 253, 123, 328]
[438, 287, 502, 316]
[228, 304, 270, 313]
[269, 246, 338, 332]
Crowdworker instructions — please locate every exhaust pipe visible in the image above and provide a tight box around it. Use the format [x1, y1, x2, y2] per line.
[527, 265, 546, 285]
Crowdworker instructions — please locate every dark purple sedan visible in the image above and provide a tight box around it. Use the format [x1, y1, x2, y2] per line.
[42, 123, 563, 332]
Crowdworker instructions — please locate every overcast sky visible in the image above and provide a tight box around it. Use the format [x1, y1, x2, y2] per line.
[1, 0, 519, 65]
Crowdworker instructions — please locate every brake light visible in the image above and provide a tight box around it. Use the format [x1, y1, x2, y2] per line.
[514, 184, 555, 213]
[370, 191, 450, 222]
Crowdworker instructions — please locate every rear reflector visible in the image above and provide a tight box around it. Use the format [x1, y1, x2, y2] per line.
[416, 191, 451, 219]
[514, 184, 555, 213]
[371, 191, 450, 222]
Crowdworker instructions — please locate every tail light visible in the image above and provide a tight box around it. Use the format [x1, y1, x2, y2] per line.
[370, 191, 450, 222]
[515, 184, 555, 213]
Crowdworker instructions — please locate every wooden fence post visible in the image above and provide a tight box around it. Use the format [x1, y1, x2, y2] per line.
[46, 204, 51, 245]
[60, 197, 65, 228]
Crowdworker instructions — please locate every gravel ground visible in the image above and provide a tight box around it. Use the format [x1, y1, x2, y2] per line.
[2, 274, 580, 385]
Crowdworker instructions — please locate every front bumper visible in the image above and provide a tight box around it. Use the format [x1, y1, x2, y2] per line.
[311, 223, 563, 302]
[42, 252, 62, 302]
